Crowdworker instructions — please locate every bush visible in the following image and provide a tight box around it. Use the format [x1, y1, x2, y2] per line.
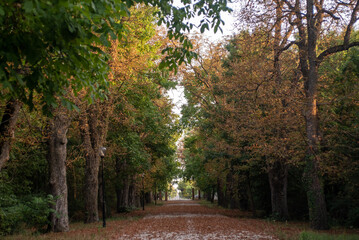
[0, 176, 23, 235]
[0, 193, 55, 235]
[347, 207, 359, 228]
[22, 195, 55, 233]
[0, 200, 24, 235]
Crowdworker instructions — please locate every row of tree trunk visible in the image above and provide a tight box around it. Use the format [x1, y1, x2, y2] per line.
[0, 99, 112, 231]
[198, 165, 287, 221]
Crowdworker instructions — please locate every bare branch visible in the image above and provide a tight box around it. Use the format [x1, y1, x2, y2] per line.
[282, 0, 295, 10]
[344, 0, 359, 45]
[279, 41, 298, 53]
[320, 9, 340, 20]
[317, 41, 359, 65]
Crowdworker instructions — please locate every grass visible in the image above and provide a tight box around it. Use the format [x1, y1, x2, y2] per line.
[298, 231, 359, 240]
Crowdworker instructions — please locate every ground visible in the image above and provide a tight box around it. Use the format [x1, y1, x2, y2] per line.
[118, 201, 277, 239]
[5, 200, 359, 240]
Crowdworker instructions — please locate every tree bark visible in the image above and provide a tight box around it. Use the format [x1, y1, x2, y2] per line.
[268, 160, 289, 220]
[79, 98, 111, 223]
[217, 178, 226, 207]
[206, 190, 211, 202]
[154, 182, 157, 205]
[128, 177, 136, 207]
[246, 172, 256, 217]
[211, 186, 215, 203]
[116, 157, 129, 212]
[145, 192, 152, 204]
[80, 107, 101, 223]
[0, 99, 22, 171]
[299, 0, 329, 230]
[48, 107, 71, 232]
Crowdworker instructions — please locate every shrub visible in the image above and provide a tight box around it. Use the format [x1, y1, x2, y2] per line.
[22, 195, 55, 233]
[0, 176, 23, 235]
[0, 199, 24, 235]
[0, 192, 55, 235]
[347, 207, 359, 228]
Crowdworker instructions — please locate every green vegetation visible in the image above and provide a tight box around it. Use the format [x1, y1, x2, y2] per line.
[181, 13, 359, 232]
[0, 187, 55, 235]
[1, 0, 359, 238]
[299, 231, 359, 240]
[177, 180, 195, 199]
[0, 0, 232, 236]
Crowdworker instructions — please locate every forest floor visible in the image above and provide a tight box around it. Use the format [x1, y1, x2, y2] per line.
[5, 200, 359, 240]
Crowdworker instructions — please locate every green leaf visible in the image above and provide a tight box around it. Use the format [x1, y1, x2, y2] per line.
[200, 23, 209, 33]
[0, 6, 5, 16]
[23, 1, 33, 13]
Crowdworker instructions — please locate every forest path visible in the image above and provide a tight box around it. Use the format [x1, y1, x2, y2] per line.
[116, 200, 278, 240]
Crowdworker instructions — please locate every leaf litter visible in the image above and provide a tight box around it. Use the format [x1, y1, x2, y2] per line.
[117, 201, 277, 240]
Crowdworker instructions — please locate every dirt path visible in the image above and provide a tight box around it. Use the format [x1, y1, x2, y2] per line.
[117, 201, 278, 240]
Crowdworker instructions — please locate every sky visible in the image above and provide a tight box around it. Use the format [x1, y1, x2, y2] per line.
[167, 2, 238, 116]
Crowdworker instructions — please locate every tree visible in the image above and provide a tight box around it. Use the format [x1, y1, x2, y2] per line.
[0, 0, 231, 172]
[0, 0, 121, 171]
[0, 99, 22, 170]
[1, 0, 232, 233]
[239, 0, 359, 229]
[285, 0, 359, 229]
[47, 105, 72, 232]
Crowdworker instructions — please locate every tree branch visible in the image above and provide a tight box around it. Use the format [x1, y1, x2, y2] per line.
[317, 41, 359, 65]
[279, 41, 298, 54]
[320, 9, 340, 20]
[344, 0, 359, 45]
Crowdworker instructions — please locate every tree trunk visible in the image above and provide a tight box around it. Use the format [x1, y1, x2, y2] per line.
[246, 173, 256, 217]
[116, 157, 125, 212]
[117, 176, 130, 212]
[165, 190, 168, 201]
[154, 182, 157, 205]
[80, 108, 100, 223]
[192, 188, 195, 201]
[128, 178, 136, 207]
[301, 0, 329, 230]
[211, 186, 215, 203]
[84, 155, 99, 222]
[198, 190, 201, 200]
[217, 178, 226, 207]
[226, 171, 236, 209]
[78, 96, 111, 223]
[145, 192, 152, 204]
[98, 157, 108, 218]
[268, 160, 289, 220]
[229, 179, 238, 210]
[206, 190, 211, 201]
[48, 107, 71, 232]
[0, 99, 22, 171]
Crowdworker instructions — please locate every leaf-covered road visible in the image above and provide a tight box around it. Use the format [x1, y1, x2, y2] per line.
[117, 201, 278, 240]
